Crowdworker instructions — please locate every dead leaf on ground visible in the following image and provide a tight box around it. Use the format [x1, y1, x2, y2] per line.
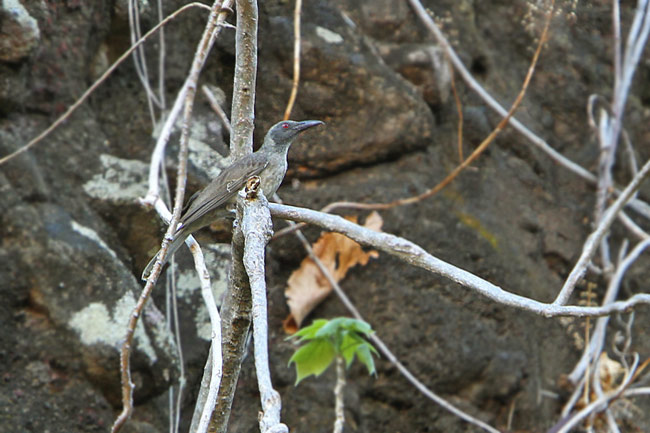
[283, 211, 383, 334]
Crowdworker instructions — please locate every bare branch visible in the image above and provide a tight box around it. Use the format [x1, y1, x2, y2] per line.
[209, 217, 252, 432]
[269, 203, 650, 318]
[202, 84, 233, 135]
[229, 0, 259, 159]
[567, 238, 650, 386]
[191, 242, 223, 433]
[209, 1, 259, 431]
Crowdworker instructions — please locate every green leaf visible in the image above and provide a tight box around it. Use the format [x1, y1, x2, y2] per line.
[288, 339, 336, 384]
[289, 319, 329, 342]
[344, 319, 373, 336]
[355, 343, 376, 376]
[314, 317, 348, 338]
[315, 317, 374, 339]
[340, 333, 363, 367]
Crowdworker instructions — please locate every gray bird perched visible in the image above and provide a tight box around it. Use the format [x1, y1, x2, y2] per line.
[142, 119, 324, 280]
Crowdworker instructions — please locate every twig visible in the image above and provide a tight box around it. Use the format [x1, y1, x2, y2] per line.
[406, 0, 594, 180]
[168, 257, 186, 433]
[0, 2, 210, 167]
[283, 0, 302, 121]
[202, 84, 233, 135]
[269, 203, 650, 318]
[128, 0, 160, 124]
[240, 187, 288, 433]
[447, 59, 464, 162]
[157, 0, 167, 116]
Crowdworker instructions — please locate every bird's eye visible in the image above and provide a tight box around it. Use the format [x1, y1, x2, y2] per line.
[281, 123, 289, 129]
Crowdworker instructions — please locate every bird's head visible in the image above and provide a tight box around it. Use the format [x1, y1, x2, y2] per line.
[264, 120, 324, 149]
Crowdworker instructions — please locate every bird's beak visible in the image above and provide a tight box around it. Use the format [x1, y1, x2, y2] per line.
[294, 120, 325, 132]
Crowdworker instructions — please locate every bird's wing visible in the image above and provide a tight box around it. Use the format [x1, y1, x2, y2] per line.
[179, 154, 268, 229]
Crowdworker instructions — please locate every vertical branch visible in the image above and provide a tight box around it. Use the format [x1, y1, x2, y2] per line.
[209, 220, 253, 433]
[333, 356, 346, 433]
[230, 0, 259, 158]
[240, 187, 288, 433]
[210, 1, 259, 431]
[188, 243, 223, 433]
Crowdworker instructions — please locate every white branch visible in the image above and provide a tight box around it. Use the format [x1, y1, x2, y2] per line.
[268, 204, 650, 318]
[192, 242, 223, 433]
[240, 191, 288, 433]
[333, 356, 345, 433]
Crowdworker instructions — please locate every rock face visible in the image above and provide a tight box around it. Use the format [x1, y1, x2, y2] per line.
[2, 0, 650, 433]
[255, 1, 435, 175]
[0, 0, 40, 62]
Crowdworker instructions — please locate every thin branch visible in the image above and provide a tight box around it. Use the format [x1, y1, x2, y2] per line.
[128, 0, 160, 124]
[275, 7, 552, 242]
[406, 0, 595, 178]
[157, 0, 167, 114]
[283, 0, 302, 120]
[448, 60, 464, 163]
[269, 203, 650, 318]
[295, 0, 553, 213]
[0, 2, 210, 167]
[202, 84, 233, 135]
[191, 242, 223, 433]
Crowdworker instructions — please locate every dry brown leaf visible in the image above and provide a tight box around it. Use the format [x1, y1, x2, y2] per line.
[283, 212, 383, 334]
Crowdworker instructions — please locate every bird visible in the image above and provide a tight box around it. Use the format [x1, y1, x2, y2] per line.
[142, 119, 324, 280]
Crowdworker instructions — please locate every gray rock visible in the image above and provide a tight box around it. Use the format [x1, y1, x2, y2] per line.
[0, 0, 40, 62]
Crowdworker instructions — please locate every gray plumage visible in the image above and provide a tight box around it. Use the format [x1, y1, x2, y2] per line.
[142, 119, 323, 279]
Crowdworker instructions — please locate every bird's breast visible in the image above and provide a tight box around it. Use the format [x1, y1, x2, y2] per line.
[260, 158, 288, 197]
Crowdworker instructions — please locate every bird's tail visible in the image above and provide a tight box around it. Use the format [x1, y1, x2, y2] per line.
[141, 229, 188, 280]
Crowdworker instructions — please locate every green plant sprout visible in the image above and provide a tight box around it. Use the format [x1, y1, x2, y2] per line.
[288, 317, 378, 433]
